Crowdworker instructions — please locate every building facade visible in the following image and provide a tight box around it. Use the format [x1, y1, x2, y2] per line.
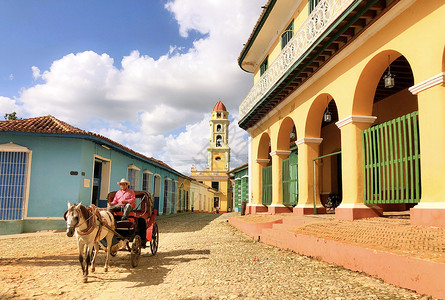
[0, 116, 187, 234]
[238, 0, 445, 227]
[228, 164, 249, 212]
[191, 101, 232, 213]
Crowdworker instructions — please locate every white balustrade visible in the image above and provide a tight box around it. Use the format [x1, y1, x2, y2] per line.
[239, 0, 354, 121]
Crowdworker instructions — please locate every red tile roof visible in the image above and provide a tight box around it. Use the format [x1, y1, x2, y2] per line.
[0, 115, 178, 174]
[212, 100, 227, 112]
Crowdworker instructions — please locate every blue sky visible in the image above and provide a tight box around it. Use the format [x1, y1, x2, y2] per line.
[0, 0, 264, 173]
[0, 0, 205, 98]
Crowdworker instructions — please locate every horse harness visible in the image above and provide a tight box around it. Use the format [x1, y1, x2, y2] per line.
[72, 205, 112, 243]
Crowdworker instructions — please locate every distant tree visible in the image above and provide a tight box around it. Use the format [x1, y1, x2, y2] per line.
[4, 112, 19, 120]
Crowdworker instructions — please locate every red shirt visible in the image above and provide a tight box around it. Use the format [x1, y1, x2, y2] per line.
[111, 189, 136, 208]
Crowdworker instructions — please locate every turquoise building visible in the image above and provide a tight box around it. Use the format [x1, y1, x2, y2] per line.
[0, 115, 184, 234]
[228, 164, 248, 212]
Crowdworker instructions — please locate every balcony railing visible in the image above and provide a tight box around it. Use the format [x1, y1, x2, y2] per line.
[239, 0, 354, 121]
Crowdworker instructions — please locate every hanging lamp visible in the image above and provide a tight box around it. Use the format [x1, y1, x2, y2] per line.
[383, 55, 395, 88]
[323, 97, 332, 123]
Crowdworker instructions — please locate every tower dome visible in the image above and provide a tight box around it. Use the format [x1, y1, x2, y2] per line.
[212, 100, 227, 112]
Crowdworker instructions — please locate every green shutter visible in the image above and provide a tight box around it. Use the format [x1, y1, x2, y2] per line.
[262, 166, 272, 205]
[282, 154, 298, 205]
[362, 111, 421, 204]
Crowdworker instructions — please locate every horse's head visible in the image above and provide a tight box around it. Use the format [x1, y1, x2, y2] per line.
[64, 202, 82, 237]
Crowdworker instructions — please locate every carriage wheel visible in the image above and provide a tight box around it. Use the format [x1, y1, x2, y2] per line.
[150, 223, 159, 255]
[130, 235, 142, 267]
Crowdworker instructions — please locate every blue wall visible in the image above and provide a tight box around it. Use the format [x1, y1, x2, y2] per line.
[0, 133, 180, 222]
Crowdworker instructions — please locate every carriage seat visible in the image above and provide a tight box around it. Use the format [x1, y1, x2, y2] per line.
[107, 191, 153, 219]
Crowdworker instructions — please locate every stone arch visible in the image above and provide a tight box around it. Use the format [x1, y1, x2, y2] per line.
[304, 93, 338, 138]
[352, 50, 404, 116]
[277, 116, 297, 151]
[257, 132, 271, 160]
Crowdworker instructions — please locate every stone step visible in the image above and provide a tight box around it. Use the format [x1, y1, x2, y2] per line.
[261, 228, 296, 249]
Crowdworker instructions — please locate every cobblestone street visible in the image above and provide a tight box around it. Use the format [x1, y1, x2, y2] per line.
[0, 213, 430, 299]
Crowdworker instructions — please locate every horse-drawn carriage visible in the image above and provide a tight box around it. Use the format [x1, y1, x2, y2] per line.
[103, 191, 159, 267]
[65, 191, 159, 282]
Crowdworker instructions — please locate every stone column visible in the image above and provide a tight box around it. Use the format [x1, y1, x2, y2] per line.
[409, 73, 445, 227]
[268, 150, 292, 214]
[293, 138, 326, 216]
[334, 115, 382, 221]
[247, 159, 270, 214]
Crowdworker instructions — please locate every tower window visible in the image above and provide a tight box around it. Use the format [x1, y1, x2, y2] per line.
[216, 124, 222, 132]
[217, 112, 221, 118]
[216, 135, 222, 147]
[215, 157, 221, 161]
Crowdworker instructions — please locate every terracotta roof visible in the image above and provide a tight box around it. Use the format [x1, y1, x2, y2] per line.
[212, 100, 227, 112]
[0, 115, 178, 174]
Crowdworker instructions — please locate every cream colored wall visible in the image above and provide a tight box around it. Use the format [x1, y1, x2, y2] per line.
[247, 0, 445, 206]
[253, 0, 309, 84]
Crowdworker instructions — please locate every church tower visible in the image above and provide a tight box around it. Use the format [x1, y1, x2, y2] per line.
[190, 100, 232, 213]
[207, 100, 230, 172]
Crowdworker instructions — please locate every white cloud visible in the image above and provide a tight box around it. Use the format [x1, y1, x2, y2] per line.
[11, 0, 264, 173]
[8, 74, 14, 80]
[0, 96, 22, 117]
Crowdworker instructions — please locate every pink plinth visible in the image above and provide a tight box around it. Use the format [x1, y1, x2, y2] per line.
[410, 207, 445, 228]
[335, 206, 383, 221]
[293, 206, 326, 216]
[247, 204, 268, 215]
[268, 205, 293, 215]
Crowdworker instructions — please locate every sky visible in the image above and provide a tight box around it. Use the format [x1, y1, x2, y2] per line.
[0, 0, 265, 174]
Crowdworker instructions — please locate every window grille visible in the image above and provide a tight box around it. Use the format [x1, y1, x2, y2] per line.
[127, 165, 140, 190]
[0, 151, 29, 220]
[142, 171, 153, 193]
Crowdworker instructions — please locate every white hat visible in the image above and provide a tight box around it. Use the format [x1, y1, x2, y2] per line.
[117, 178, 130, 185]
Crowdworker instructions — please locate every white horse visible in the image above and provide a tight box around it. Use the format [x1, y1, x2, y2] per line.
[64, 202, 115, 283]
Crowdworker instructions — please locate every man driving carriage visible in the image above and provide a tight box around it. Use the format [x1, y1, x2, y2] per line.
[108, 178, 136, 220]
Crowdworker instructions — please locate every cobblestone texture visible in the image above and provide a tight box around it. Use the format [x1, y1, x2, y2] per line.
[0, 213, 433, 299]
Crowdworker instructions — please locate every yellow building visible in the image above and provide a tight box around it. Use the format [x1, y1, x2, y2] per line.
[177, 176, 191, 212]
[190, 179, 218, 213]
[191, 101, 232, 213]
[238, 0, 445, 227]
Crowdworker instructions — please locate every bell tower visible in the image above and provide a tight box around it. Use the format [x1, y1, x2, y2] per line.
[207, 100, 230, 171]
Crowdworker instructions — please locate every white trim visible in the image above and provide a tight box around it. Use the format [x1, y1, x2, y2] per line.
[411, 202, 445, 209]
[128, 164, 140, 171]
[247, 0, 416, 132]
[241, 175, 249, 179]
[255, 158, 270, 164]
[234, 177, 242, 181]
[143, 169, 153, 174]
[295, 138, 323, 145]
[93, 155, 111, 203]
[269, 150, 291, 157]
[0, 142, 31, 152]
[335, 115, 377, 129]
[409, 72, 445, 95]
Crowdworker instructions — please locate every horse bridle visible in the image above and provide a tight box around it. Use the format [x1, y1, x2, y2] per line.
[65, 206, 95, 233]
